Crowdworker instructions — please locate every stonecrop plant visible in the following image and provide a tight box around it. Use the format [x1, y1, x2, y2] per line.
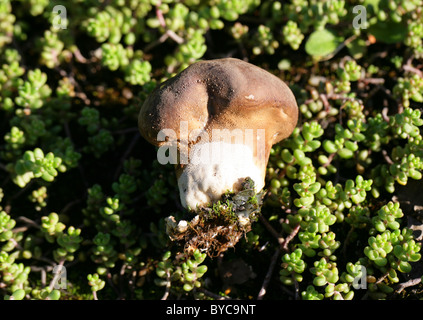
[0, 0, 423, 301]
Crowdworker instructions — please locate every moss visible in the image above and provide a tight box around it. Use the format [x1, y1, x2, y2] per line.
[165, 178, 265, 257]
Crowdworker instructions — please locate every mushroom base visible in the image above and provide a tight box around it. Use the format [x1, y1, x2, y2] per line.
[177, 141, 265, 210]
[165, 178, 265, 256]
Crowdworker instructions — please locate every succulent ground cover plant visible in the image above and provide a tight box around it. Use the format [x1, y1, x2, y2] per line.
[0, 0, 423, 300]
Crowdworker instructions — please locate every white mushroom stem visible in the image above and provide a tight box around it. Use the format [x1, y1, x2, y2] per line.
[178, 141, 265, 210]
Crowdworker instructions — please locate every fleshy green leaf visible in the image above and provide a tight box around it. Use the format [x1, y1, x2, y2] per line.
[305, 29, 344, 59]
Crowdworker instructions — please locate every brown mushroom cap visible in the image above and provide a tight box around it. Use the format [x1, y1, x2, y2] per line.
[138, 58, 298, 209]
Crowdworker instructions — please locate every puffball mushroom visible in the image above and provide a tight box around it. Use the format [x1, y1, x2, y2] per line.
[139, 58, 298, 210]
